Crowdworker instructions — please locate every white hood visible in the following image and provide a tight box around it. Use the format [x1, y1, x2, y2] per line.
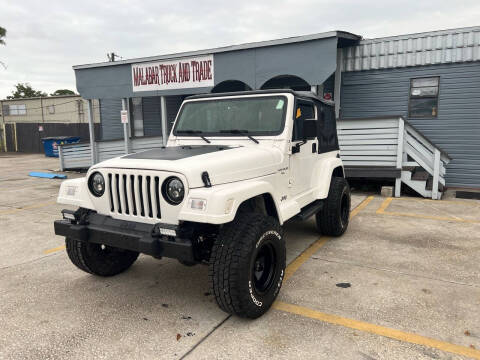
[91, 145, 284, 188]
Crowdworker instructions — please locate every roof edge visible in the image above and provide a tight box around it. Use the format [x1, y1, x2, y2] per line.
[72, 30, 361, 70]
[360, 25, 480, 44]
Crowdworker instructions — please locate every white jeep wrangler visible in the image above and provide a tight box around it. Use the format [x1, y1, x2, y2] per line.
[54, 90, 351, 318]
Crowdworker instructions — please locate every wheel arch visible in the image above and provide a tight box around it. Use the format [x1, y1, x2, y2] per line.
[332, 166, 345, 178]
[237, 192, 280, 222]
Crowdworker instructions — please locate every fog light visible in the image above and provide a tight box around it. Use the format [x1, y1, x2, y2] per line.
[159, 228, 176, 237]
[189, 198, 207, 211]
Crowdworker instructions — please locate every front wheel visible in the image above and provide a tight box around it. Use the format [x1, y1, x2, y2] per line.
[65, 237, 139, 277]
[209, 212, 286, 319]
[316, 177, 351, 236]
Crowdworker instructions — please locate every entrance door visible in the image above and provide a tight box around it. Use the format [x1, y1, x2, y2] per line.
[289, 100, 318, 197]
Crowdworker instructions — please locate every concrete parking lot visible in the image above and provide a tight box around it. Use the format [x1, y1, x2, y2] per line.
[1, 153, 479, 360]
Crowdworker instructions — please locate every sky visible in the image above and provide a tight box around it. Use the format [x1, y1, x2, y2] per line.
[0, 0, 479, 99]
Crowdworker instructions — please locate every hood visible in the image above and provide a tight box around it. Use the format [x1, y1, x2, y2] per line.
[92, 145, 283, 188]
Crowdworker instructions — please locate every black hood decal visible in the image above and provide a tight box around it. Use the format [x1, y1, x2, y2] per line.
[123, 145, 239, 161]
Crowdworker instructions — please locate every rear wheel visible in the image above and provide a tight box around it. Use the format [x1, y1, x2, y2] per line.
[209, 212, 285, 319]
[65, 237, 139, 276]
[316, 177, 351, 236]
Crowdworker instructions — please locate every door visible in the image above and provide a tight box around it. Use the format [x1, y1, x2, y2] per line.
[289, 100, 318, 197]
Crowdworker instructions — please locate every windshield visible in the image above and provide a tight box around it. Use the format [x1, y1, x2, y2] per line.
[173, 96, 287, 136]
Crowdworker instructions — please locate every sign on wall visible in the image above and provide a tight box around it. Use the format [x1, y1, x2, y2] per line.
[131, 55, 214, 92]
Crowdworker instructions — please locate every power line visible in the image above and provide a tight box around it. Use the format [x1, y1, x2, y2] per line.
[2, 98, 81, 111]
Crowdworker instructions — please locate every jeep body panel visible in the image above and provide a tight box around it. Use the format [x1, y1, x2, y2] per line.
[57, 90, 342, 227]
[90, 144, 284, 189]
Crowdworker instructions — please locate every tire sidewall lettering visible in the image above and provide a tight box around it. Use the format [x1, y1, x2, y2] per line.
[249, 229, 284, 308]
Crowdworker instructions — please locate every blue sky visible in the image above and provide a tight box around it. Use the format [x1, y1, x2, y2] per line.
[0, 0, 478, 99]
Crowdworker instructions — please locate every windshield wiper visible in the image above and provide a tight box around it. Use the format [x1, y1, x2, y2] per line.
[176, 130, 211, 144]
[219, 129, 259, 144]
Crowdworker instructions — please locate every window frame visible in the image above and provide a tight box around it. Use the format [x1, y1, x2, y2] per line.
[408, 76, 440, 119]
[8, 104, 27, 116]
[292, 98, 317, 142]
[172, 95, 288, 137]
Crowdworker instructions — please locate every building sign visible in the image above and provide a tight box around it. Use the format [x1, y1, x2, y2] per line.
[131, 55, 214, 92]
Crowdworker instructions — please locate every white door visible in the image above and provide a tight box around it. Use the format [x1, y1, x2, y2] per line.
[289, 100, 318, 197]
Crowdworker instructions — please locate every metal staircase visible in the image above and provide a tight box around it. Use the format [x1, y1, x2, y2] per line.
[338, 117, 451, 200]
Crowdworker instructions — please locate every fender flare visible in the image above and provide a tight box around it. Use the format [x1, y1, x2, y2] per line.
[178, 180, 283, 224]
[313, 157, 344, 199]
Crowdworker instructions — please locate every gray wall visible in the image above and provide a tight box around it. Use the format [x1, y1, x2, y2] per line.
[341, 62, 480, 188]
[99, 98, 123, 140]
[75, 37, 338, 99]
[142, 96, 162, 136]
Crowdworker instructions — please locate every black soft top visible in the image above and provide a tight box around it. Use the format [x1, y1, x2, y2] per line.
[186, 89, 334, 107]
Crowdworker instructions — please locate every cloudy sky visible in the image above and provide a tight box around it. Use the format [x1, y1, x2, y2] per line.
[0, 0, 478, 99]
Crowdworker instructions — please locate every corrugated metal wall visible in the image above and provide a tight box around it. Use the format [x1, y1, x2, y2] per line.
[343, 26, 480, 72]
[341, 62, 480, 188]
[142, 96, 162, 136]
[99, 98, 123, 140]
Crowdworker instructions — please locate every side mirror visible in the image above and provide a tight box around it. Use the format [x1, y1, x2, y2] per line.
[303, 119, 317, 140]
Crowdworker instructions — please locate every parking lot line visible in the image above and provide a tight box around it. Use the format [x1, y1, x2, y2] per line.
[376, 197, 480, 223]
[43, 245, 66, 254]
[273, 301, 480, 360]
[0, 200, 57, 216]
[393, 197, 480, 206]
[284, 196, 374, 281]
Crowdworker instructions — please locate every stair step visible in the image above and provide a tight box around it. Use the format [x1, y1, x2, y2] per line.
[402, 166, 416, 172]
[412, 169, 429, 181]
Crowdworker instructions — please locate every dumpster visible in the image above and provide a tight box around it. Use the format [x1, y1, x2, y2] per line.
[41, 136, 81, 157]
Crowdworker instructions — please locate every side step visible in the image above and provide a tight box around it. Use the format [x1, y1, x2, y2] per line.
[295, 200, 324, 221]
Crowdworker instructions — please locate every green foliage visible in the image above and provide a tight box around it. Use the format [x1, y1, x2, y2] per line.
[50, 89, 76, 96]
[7, 83, 47, 99]
[0, 26, 6, 45]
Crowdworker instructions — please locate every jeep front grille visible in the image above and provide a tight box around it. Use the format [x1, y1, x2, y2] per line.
[107, 172, 162, 219]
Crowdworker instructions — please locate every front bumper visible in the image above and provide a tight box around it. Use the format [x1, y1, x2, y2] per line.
[54, 210, 194, 262]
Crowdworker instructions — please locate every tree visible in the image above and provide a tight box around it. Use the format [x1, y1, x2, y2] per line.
[50, 89, 76, 96]
[0, 26, 6, 69]
[0, 26, 6, 45]
[7, 83, 47, 99]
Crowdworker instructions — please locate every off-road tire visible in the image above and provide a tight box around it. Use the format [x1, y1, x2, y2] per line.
[316, 177, 351, 236]
[65, 237, 139, 277]
[209, 212, 286, 319]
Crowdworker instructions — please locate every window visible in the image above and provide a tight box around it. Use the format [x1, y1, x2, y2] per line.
[174, 96, 287, 136]
[47, 105, 55, 114]
[409, 77, 439, 118]
[292, 101, 315, 141]
[8, 104, 27, 115]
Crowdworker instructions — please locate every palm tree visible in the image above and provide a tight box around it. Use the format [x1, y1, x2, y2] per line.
[0, 26, 6, 45]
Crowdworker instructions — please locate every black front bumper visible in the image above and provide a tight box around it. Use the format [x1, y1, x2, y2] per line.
[54, 211, 194, 262]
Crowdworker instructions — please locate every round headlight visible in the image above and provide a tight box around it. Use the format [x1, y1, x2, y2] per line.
[88, 172, 105, 197]
[162, 176, 185, 205]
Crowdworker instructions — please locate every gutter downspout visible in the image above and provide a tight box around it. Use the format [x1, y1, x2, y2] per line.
[40, 97, 45, 123]
[0, 100, 4, 152]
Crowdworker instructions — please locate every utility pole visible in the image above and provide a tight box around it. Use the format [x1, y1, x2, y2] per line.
[107, 52, 120, 62]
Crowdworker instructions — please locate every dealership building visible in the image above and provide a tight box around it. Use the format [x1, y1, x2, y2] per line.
[65, 25, 480, 193]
